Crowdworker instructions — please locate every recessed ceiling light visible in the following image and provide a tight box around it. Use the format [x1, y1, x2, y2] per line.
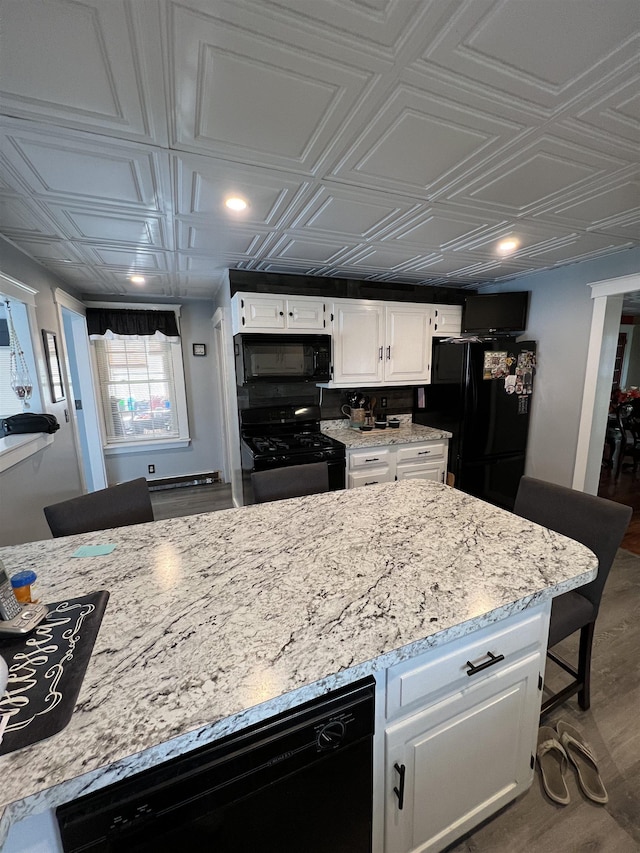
[130, 275, 146, 285]
[225, 196, 248, 212]
[497, 238, 519, 256]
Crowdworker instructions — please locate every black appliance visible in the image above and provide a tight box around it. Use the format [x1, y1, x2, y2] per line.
[240, 404, 345, 504]
[414, 339, 536, 510]
[462, 291, 529, 335]
[235, 334, 331, 384]
[56, 677, 375, 853]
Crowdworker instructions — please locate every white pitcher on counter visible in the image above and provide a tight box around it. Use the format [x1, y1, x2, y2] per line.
[341, 405, 366, 428]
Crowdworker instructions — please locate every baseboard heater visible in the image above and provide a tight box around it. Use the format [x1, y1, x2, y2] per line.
[148, 472, 221, 491]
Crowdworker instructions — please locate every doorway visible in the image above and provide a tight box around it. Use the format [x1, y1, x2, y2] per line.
[55, 290, 107, 492]
[573, 273, 640, 495]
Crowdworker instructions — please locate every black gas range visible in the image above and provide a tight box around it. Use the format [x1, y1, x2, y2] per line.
[240, 405, 345, 504]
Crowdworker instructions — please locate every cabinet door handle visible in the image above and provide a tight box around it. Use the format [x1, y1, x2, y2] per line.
[466, 651, 505, 676]
[365, 457, 380, 462]
[393, 762, 406, 810]
[279, 311, 284, 316]
[379, 346, 383, 360]
[386, 345, 391, 360]
[364, 480, 379, 486]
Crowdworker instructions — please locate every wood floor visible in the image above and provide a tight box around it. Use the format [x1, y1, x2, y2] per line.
[150, 482, 233, 519]
[598, 465, 640, 556]
[150, 482, 640, 852]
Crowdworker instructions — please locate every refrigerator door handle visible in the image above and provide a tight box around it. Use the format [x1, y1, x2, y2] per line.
[468, 347, 478, 414]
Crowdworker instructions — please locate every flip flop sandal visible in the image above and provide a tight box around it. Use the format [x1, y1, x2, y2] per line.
[556, 720, 609, 804]
[537, 726, 570, 805]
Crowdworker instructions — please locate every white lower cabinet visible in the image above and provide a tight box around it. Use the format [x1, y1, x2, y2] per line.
[347, 440, 448, 488]
[376, 605, 549, 853]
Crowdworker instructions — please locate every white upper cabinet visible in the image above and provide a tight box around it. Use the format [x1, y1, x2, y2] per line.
[331, 300, 385, 385]
[385, 304, 432, 383]
[432, 305, 462, 337]
[330, 300, 432, 387]
[231, 293, 326, 334]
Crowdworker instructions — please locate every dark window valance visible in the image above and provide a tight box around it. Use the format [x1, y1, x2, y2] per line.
[86, 308, 179, 338]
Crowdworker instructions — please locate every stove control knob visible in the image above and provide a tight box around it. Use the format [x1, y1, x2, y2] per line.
[316, 720, 346, 750]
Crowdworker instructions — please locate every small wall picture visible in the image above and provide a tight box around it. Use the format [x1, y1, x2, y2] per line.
[42, 329, 65, 402]
[192, 343, 207, 357]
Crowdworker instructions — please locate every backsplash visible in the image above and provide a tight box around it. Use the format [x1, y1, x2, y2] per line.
[319, 385, 414, 419]
[236, 381, 415, 420]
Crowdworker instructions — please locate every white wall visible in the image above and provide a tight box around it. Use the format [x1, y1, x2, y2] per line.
[0, 238, 84, 545]
[103, 300, 226, 485]
[480, 248, 640, 487]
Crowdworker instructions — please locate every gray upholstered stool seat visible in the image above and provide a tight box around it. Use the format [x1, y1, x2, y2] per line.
[514, 475, 631, 717]
[44, 477, 154, 537]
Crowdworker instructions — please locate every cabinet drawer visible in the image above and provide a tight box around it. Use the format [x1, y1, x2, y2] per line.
[396, 462, 445, 483]
[396, 442, 446, 464]
[348, 447, 391, 469]
[386, 606, 548, 720]
[348, 468, 394, 489]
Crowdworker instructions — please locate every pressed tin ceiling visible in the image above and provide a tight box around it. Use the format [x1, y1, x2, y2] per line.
[0, 0, 638, 301]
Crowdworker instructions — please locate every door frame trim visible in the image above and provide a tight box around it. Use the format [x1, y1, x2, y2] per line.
[573, 272, 640, 493]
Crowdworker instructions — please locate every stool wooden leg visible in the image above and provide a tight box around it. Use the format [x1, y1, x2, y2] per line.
[577, 621, 595, 711]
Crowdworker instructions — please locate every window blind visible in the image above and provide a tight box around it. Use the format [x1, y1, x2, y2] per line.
[94, 337, 179, 443]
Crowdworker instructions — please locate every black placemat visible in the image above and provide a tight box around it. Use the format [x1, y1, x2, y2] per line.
[0, 590, 109, 755]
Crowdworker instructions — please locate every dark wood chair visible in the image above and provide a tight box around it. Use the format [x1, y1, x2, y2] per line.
[44, 478, 154, 537]
[251, 462, 329, 504]
[616, 399, 640, 480]
[514, 476, 631, 717]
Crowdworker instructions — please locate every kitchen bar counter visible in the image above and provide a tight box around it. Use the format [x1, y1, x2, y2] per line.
[321, 415, 451, 449]
[0, 480, 597, 844]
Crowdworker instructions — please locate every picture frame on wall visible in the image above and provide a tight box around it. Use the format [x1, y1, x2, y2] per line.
[42, 329, 65, 402]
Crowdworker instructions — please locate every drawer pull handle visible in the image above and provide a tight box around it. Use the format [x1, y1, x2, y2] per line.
[393, 762, 406, 810]
[365, 457, 380, 462]
[364, 480, 379, 486]
[466, 651, 505, 676]
[417, 450, 431, 455]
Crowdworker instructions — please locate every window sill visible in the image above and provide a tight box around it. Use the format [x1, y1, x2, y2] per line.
[103, 437, 191, 455]
[0, 432, 55, 473]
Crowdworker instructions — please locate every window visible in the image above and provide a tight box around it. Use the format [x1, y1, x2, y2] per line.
[89, 303, 190, 451]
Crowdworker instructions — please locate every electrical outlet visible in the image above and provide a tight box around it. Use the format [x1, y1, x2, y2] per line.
[381, 397, 387, 408]
[148, 464, 155, 474]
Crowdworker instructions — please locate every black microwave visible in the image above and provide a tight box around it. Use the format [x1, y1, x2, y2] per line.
[234, 334, 332, 384]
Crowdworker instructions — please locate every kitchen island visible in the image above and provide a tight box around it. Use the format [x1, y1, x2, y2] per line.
[0, 480, 597, 851]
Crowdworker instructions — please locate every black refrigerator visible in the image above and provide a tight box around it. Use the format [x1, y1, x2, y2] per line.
[414, 338, 536, 510]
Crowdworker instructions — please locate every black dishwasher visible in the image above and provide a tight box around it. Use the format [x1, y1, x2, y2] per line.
[56, 676, 375, 853]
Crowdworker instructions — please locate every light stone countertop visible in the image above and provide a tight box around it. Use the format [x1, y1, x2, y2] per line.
[0, 480, 597, 843]
[321, 415, 451, 449]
